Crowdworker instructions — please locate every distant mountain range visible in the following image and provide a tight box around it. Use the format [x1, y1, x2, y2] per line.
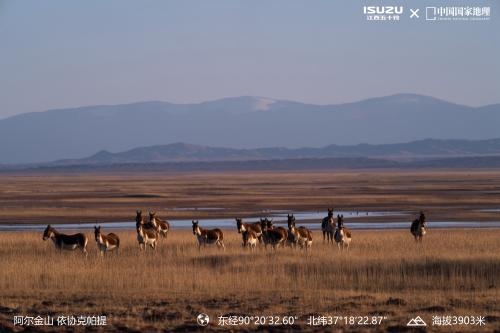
[1, 93, 499, 163]
[47, 138, 500, 166]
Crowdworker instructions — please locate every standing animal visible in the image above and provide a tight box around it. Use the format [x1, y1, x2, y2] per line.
[410, 211, 427, 242]
[136, 212, 158, 251]
[149, 211, 170, 238]
[334, 214, 352, 250]
[287, 214, 313, 250]
[260, 218, 287, 249]
[242, 229, 258, 250]
[192, 220, 225, 250]
[42, 225, 88, 256]
[94, 226, 120, 256]
[322, 208, 335, 243]
[236, 218, 263, 244]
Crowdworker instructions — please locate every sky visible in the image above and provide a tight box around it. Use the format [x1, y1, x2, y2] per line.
[0, 0, 499, 118]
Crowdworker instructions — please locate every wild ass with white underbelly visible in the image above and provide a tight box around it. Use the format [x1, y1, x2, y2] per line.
[149, 211, 170, 239]
[43, 225, 88, 256]
[236, 218, 263, 246]
[334, 214, 352, 251]
[260, 218, 287, 250]
[136, 211, 158, 251]
[287, 214, 313, 250]
[192, 220, 225, 250]
[94, 226, 120, 256]
[410, 211, 427, 242]
[321, 208, 335, 243]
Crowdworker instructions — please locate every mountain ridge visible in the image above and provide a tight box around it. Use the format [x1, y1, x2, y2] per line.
[40, 137, 500, 166]
[1, 93, 499, 163]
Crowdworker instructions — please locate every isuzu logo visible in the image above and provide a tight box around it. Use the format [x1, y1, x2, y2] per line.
[363, 6, 403, 15]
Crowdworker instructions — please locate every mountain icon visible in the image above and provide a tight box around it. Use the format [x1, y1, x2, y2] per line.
[407, 316, 427, 326]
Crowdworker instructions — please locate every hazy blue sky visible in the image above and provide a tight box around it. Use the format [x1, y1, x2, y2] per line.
[0, 0, 499, 118]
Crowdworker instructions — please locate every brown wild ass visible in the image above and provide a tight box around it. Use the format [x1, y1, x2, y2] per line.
[94, 226, 120, 256]
[192, 220, 225, 250]
[321, 208, 334, 242]
[410, 211, 427, 242]
[242, 229, 258, 250]
[260, 218, 287, 249]
[42, 225, 88, 256]
[149, 211, 170, 238]
[136, 211, 158, 251]
[287, 214, 313, 250]
[334, 214, 352, 250]
[236, 218, 263, 244]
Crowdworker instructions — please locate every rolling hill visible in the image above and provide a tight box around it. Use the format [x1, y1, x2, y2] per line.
[49, 138, 500, 166]
[1, 93, 499, 163]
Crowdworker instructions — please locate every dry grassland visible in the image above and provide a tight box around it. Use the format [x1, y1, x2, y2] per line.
[0, 229, 498, 332]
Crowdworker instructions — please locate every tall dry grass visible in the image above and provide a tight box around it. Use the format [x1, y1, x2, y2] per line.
[1, 228, 498, 303]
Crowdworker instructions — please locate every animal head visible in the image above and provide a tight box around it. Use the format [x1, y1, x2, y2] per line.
[287, 214, 296, 229]
[419, 211, 426, 224]
[149, 211, 156, 220]
[192, 220, 200, 235]
[328, 208, 333, 217]
[266, 218, 273, 229]
[94, 226, 101, 241]
[135, 210, 143, 223]
[43, 224, 54, 240]
[149, 211, 159, 228]
[236, 218, 244, 233]
[261, 219, 269, 231]
[337, 214, 344, 228]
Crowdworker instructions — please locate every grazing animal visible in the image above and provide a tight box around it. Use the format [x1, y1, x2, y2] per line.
[260, 218, 287, 249]
[322, 208, 336, 243]
[136, 212, 158, 251]
[42, 225, 88, 256]
[334, 214, 352, 250]
[236, 218, 263, 244]
[149, 211, 170, 238]
[192, 220, 225, 250]
[94, 226, 120, 256]
[410, 211, 427, 242]
[242, 229, 258, 250]
[287, 214, 313, 250]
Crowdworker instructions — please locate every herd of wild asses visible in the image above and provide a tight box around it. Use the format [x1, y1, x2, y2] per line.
[42, 208, 428, 256]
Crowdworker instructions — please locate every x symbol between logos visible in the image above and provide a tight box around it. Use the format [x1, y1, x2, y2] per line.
[410, 8, 420, 18]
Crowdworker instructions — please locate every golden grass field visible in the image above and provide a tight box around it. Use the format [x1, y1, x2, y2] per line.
[0, 229, 499, 332]
[0, 170, 500, 332]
